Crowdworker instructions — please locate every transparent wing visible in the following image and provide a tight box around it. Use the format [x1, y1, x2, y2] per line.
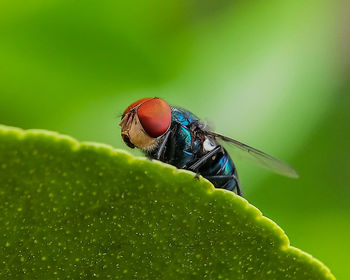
[207, 132, 299, 178]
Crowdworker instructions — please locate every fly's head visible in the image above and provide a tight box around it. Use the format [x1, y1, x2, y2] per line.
[119, 97, 171, 150]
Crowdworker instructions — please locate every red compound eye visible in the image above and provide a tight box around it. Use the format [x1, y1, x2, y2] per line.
[137, 98, 171, 138]
[123, 97, 153, 117]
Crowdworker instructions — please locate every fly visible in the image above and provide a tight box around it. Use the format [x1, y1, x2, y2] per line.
[119, 97, 298, 196]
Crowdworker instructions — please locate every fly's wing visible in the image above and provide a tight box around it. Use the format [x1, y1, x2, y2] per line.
[207, 132, 299, 178]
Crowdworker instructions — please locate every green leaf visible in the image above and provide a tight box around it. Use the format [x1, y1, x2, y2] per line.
[0, 125, 335, 280]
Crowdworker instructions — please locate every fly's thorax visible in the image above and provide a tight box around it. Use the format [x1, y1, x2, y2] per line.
[121, 113, 157, 149]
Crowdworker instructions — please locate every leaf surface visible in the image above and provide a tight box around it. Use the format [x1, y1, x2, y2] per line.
[0, 125, 335, 279]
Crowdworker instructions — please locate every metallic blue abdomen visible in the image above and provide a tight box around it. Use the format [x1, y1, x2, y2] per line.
[198, 148, 237, 191]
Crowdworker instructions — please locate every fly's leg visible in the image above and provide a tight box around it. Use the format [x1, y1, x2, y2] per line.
[154, 123, 178, 162]
[236, 183, 242, 196]
[204, 174, 242, 196]
[186, 145, 222, 184]
[193, 173, 201, 181]
[155, 129, 171, 160]
[187, 146, 222, 171]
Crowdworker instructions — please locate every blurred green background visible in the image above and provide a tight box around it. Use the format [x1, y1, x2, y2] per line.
[1, 0, 348, 278]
